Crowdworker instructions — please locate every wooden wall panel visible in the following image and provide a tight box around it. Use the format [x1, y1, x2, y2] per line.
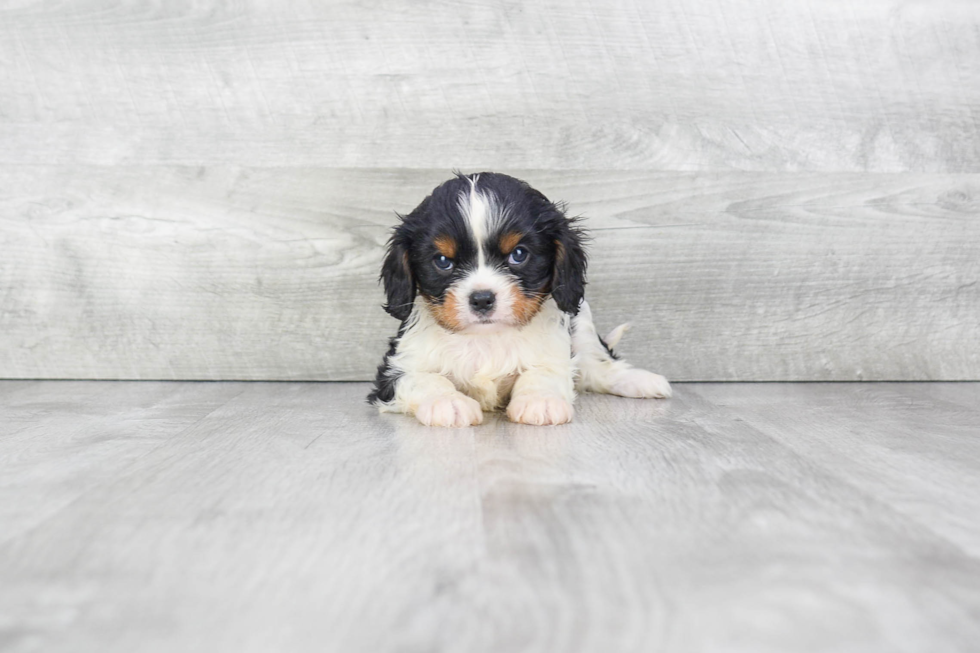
[2, 167, 976, 381]
[2, 1, 978, 380]
[1, 0, 979, 172]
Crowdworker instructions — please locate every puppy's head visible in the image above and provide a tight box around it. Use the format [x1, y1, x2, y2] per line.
[380, 172, 587, 331]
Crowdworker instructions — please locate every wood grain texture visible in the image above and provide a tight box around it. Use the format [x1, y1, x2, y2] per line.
[1, 380, 979, 652]
[1, 166, 977, 381]
[0, 381, 246, 544]
[893, 382, 980, 412]
[689, 382, 980, 556]
[1, 0, 979, 171]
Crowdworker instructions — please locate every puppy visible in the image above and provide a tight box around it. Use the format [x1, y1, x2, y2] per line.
[368, 172, 671, 426]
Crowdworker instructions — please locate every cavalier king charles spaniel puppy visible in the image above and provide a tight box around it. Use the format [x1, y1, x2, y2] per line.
[368, 172, 671, 426]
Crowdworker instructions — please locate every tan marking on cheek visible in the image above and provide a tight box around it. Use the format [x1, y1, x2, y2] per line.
[425, 291, 463, 332]
[434, 235, 456, 259]
[510, 286, 545, 326]
[499, 231, 523, 254]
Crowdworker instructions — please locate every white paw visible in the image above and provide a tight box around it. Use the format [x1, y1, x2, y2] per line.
[506, 395, 574, 425]
[608, 369, 672, 399]
[415, 393, 483, 427]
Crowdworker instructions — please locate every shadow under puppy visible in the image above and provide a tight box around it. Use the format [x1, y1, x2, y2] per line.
[369, 172, 671, 426]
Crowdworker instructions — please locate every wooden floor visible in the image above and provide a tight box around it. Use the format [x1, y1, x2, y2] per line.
[1, 381, 978, 652]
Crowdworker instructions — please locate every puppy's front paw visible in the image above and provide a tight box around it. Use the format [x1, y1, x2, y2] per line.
[609, 369, 672, 399]
[415, 393, 483, 427]
[506, 395, 574, 425]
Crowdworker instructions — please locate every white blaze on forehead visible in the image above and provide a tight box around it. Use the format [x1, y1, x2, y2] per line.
[457, 175, 503, 267]
[452, 176, 521, 327]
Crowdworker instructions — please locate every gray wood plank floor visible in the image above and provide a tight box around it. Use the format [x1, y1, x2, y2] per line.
[1, 381, 978, 653]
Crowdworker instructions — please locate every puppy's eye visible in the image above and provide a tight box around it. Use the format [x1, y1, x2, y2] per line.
[433, 254, 454, 271]
[508, 246, 529, 266]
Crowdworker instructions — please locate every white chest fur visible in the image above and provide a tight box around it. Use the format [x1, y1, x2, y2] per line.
[390, 298, 574, 409]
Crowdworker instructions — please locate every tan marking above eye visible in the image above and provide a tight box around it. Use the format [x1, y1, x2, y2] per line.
[499, 231, 523, 254]
[434, 235, 456, 259]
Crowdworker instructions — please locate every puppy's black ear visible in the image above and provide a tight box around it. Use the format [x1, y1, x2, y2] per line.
[380, 221, 415, 321]
[551, 210, 588, 315]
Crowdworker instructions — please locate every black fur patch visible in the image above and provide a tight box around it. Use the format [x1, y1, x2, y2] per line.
[366, 319, 409, 404]
[597, 334, 620, 360]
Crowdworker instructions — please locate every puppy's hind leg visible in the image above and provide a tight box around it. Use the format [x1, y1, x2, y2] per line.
[571, 300, 672, 399]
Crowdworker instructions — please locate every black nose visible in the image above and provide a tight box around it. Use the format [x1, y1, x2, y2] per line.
[469, 290, 496, 314]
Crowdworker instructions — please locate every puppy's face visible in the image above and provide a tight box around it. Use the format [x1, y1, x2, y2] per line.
[381, 173, 587, 331]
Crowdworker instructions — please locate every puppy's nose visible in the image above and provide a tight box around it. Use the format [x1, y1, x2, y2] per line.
[469, 290, 496, 314]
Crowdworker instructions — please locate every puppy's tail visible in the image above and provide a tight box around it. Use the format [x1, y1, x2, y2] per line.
[571, 300, 672, 398]
[604, 322, 630, 350]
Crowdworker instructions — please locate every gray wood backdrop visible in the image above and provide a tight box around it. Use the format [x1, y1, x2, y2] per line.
[1, 0, 978, 381]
